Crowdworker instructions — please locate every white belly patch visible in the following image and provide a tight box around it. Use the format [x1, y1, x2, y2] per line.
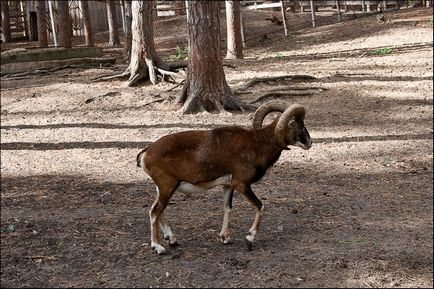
[177, 174, 232, 194]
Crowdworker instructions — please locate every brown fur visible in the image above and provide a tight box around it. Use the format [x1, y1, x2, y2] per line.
[140, 105, 311, 254]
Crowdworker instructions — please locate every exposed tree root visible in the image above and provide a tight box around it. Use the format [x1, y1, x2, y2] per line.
[267, 85, 326, 92]
[250, 86, 327, 103]
[233, 74, 317, 94]
[92, 63, 181, 86]
[250, 91, 314, 104]
[92, 68, 131, 82]
[163, 61, 236, 71]
[177, 74, 319, 114]
[181, 93, 255, 114]
[178, 80, 256, 114]
[143, 98, 165, 106]
[125, 70, 146, 87]
[167, 79, 185, 92]
[156, 67, 178, 83]
[85, 91, 120, 104]
[2, 64, 111, 79]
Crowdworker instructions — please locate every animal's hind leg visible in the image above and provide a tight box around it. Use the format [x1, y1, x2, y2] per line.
[159, 211, 178, 246]
[219, 185, 234, 244]
[149, 180, 177, 255]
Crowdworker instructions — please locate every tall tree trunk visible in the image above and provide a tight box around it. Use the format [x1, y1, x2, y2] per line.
[225, 0, 243, 59]
[35, 0, 48, 47]
[123, 0, 132, 61]
[107, 0, 120, 46]
[1, 0, 12, 43]
[175, 0, 186, 15]
[178, 1, 246, 113]
[79, 0, 94, 47]
[125, 0, 158, 86]
[57, 0, 72, 48]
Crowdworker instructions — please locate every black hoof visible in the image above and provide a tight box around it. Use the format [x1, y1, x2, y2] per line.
[169, 241, 179, 247]
[245, 238, 253, 251]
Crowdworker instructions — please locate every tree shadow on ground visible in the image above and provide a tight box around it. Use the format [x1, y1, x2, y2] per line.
[1, 159, 432, 287]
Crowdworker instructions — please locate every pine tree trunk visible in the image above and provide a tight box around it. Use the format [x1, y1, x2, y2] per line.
[123, 0, 132, 62]
[1, 0, 12, 43]
[35, 0, 48, 47]
[80, 0, 94, 47]
[225, 0, 243, 59]
[175, 1, 186, 15]
[126, 0, 158, 86]
[178, 1, 245, 113]
[57, 0, 72, 48]
[107, 0, 120, 46]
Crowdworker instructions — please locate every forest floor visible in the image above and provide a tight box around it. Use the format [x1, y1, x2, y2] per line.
[1, 6, 433, 288]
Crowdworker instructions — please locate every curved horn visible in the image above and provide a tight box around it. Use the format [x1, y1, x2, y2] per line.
[274, 104, 306, 148]
[252, 101, 289, 129]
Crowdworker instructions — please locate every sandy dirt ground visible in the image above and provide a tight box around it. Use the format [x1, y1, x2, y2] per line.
[1, 6, 433, 288]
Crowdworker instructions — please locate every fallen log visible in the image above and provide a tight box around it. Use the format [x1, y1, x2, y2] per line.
[1, 57, 116, 75]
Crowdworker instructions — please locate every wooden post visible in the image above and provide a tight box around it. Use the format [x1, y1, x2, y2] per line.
[383, 0, 387, 10]
[310, 0, 315, 27]
[48, 0, 57, 47]
[336, 0, 341, 22]
[185, 0, 189, 21]
[361, 0, 366, 13]
[240, 12, 246, 48]
[20, 1, 28, 37]
[280, 0, 288, 36]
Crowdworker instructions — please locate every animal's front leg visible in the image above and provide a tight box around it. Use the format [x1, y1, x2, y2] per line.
[235, 183, 264, 251]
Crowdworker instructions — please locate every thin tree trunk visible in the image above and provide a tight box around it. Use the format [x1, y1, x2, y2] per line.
[178, 1, 247, 113]
[57, 0, 72, 48]
[35, 0, 48, 47]
[1, 0, 12, 43]
[79, 0, 94, 47]
[280, 0, 288, 36]
[107, 0, 121, 46]
[126, 0, 158, 86]
[310, 0, 316, 28]
[123, 0, 132, 61]
[185, 0, 190, 20]
[225, 0, 243, 59]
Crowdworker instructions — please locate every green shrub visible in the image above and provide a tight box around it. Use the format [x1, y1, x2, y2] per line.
[169, 45, 188, 61]
[369, 47, 394, 55]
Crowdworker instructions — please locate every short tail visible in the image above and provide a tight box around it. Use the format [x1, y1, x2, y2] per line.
[136, 146, 149, 168]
